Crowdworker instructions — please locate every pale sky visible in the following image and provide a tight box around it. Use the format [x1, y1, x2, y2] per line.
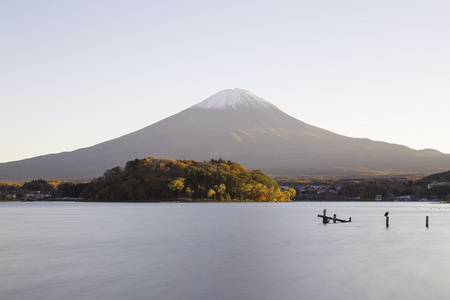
[2, 0, 450, 163]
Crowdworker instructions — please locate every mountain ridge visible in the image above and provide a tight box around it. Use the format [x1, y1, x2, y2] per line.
[1, 88, 450, 182]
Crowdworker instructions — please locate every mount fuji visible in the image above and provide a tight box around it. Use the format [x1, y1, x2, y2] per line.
[2, 88, 450, 182]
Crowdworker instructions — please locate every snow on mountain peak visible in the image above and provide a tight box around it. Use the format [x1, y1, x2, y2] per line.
[194, 88, 271, 110]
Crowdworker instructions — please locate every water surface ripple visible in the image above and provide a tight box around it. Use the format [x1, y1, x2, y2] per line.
[1, 201, 450, 300]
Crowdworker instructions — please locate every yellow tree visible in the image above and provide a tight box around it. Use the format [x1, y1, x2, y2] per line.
[252, 183, 268, 201]
[267, 186, 282, 201]
[168, 177, 185, 197]
[214, 183, 226, 200]
[207, 189, 216, 200]
[284, 188, 297, 201]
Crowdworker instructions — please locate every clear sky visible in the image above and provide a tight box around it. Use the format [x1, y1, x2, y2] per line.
[2, 0, 450, 163]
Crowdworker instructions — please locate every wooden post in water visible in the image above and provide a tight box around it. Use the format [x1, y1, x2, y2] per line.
[386, 216, 389, 228]
[426, 216, 429, 228]
[318, 209, 350, 224]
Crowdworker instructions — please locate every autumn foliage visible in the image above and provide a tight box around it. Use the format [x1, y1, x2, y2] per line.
[81, 158, 296, 202]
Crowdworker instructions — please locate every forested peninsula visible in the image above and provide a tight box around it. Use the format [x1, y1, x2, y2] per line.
[81, 158, 296, 202]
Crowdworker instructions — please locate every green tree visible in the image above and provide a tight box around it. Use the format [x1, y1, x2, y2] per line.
[214, 183, 226, 200]
[22, 179, 53, 192]
[185, 187, 194, 198]
[361, 182, 387, 199]
[238, 183, 253, 200]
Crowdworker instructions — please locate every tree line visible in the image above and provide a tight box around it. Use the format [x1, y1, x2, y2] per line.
[278, 173, 450, 201]
[0, 179, 89, 200]
[4, 160, 450, 202]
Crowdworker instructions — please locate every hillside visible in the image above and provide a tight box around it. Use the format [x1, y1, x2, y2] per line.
[417, 170, 450, 185]
[81, 158, 296, 202]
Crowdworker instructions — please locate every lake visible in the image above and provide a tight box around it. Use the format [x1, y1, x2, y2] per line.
[1, 201, 450, 300]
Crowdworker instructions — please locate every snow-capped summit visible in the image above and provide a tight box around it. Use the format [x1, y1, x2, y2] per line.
[194, 88, 271, 110]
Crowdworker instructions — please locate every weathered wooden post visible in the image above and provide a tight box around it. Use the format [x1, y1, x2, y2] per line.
[426, 216, 429, 228]
[318, 210, 350, 224]
[386, 216, 389, 228]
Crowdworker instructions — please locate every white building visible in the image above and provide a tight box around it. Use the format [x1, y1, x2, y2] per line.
[427, 181, 450, 189]
[24, 191, 51, 200]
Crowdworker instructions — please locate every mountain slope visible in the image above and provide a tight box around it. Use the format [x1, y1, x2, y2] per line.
[1, 88, 450, 182]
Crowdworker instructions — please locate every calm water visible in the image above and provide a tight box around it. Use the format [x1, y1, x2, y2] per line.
[1, 201, 450, 300]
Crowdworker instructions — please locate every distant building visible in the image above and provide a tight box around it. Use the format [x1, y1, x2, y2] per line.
[345, 196, 360, 200]
[375, 194, 382, 201]
[427, 181, 450, 189]
[395, 195, 411, 201]
[24, 191, 51, 200]
[5, 194, 16, 200]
